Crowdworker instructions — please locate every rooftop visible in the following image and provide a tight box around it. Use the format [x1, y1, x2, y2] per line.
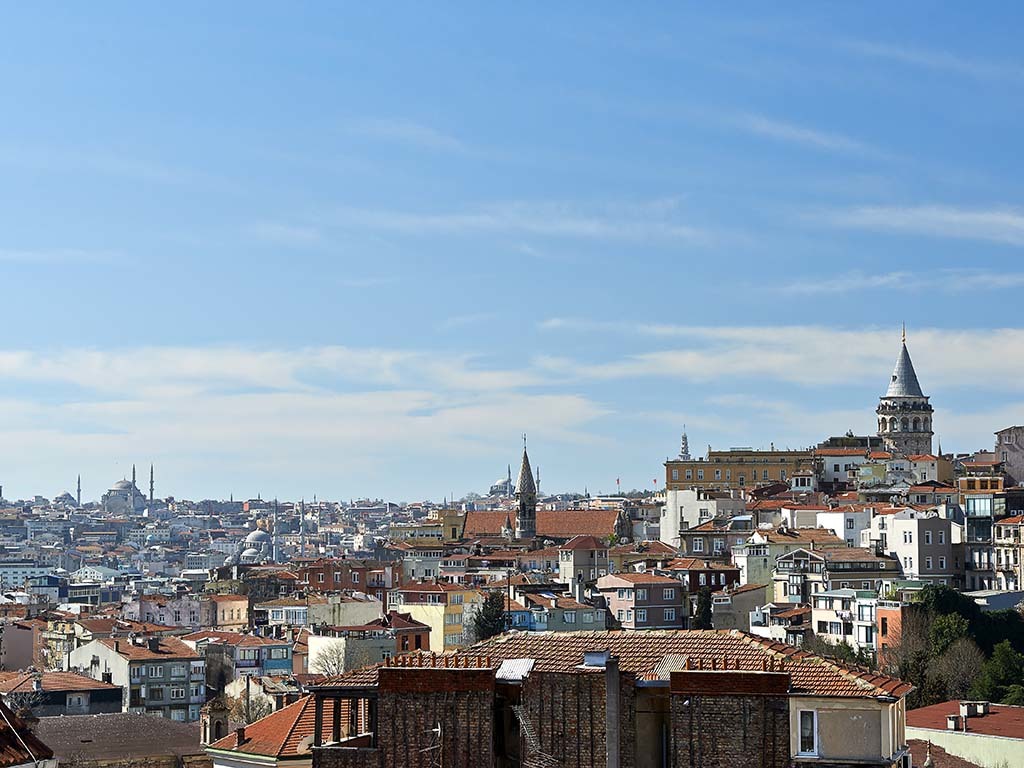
[907, 700, 1024, 739]
[35, 713, 201, 760]
[209, 694, 332, 758]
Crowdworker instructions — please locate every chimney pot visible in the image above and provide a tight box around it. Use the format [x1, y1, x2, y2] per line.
[236, 726, 246, 744]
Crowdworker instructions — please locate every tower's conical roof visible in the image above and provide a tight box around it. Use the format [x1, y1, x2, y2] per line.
[516, 449, 536, 496]
[886, 342, 925, 398]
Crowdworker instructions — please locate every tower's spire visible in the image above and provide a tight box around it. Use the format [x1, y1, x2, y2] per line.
[77, 474, 81, 507]
[902, 321, 906, 344]
[149, 464, 154, 505]
[132, 464, 136, 487]
[514, 439, 537, 539]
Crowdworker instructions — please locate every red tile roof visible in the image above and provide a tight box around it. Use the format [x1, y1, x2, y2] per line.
[598, 573, 680, 586]
[907, 740, 982, 768]
[209, 694, 337, 757]
[0, 700, 53, 766]
[907, 700, 1024, 739]
[463, 509, 621, 539]
[99, 637, 200, 661]
[317, 630, 913, 700]
[559, 535, 607, 551]
[0, 671, 118, 694]
[663, 558, 739, 572]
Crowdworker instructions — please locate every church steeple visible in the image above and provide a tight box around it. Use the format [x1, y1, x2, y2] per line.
[514, 435, 537, 540]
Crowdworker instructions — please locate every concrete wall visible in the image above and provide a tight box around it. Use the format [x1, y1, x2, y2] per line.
[906, 727, 1024, 768]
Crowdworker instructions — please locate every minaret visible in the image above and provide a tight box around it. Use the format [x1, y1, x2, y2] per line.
[272, 499, 279, 562]
[506, 464, 513, 497]
[299, 499, 306, 557]
[76, 475, 81, 507]
[132, 464, 136, 488]
[514, 435, 537, 540]
[877, 326, 933, 456]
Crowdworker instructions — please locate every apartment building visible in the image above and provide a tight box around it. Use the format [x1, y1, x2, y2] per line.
[994, 514, 1024, 590]
[773, 547, 896, 604]
[556, 535, 609, 587]
[732, 526, 847, 587]
[810, 589, 878, 655]
[660, 488, 745, 548]
[69, 636, 206, 721]
[596, 572, 685, 629]
[388, 582, 482, 650]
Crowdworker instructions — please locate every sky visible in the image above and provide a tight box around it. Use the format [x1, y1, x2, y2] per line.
[2, 4, 1024, 503]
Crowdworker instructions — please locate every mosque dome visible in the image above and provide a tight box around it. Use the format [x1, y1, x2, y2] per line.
[111, 480, 134, 491]
[240, 548, 262, 563]
[245, 529, 272, 545]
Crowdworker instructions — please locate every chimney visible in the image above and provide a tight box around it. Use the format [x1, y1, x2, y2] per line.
[147, 638, 161, 653]
[235, 726, 246, 745]
[114, 640, 120, 653]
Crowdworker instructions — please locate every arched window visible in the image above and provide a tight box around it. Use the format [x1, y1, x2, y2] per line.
[924, 418, 930, 432]
[890, 417, 898, 432]
[912, 417, 921, 432]
[879, 419, 887, 432]
[901, 417, 909, 432]
[214, 720, 225, 740]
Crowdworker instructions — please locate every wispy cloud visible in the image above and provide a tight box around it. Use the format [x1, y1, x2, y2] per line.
[843, 39, 1024, 82]
[737, 113, 873, 154]
[822, 205, 1024, 246]
[332, 199, 710, 243]
[783, 268, 1024, 295]
[251, 222, 322, 245]
[538, 321, 1024, 393]
[342, 117, 467, 153]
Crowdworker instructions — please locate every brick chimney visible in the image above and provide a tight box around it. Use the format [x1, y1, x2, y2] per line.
[235, 725, 246, 745]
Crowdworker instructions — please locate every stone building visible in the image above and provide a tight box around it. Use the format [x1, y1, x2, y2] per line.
[877, 331, 934, 457]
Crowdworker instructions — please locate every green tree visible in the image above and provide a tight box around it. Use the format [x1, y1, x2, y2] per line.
[470, 590, 508, 642]
[971, 640, 1024, 703]
[692, 587, 713, 630]
[929, 613, 969, 657]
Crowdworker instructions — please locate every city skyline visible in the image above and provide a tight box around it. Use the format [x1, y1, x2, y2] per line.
[3, 6, 1024, 498]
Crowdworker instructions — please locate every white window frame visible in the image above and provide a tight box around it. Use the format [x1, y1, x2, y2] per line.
[635, 608, 647, 623]
[798, 710, 818, 756]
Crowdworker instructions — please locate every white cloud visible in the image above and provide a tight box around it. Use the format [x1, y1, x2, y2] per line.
[342, 117, 467, 153]
[331, 199, 710, 243]
[823, 205, 1024, 246]
[738, 114, 873, 154]
[783, 268, 1024, 295]
[538, 321, 1024, 393]
[843, 40, 1024, 82]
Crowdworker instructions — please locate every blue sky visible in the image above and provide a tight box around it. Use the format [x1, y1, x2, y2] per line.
[2, 4, 1024, 502]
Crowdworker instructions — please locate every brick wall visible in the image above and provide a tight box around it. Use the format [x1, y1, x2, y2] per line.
[315, 668, 495, 768]
[668, 671, 790, 768]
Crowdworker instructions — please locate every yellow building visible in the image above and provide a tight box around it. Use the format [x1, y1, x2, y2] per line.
[665, 446, 815, 492]
[392, 582, 482, 651]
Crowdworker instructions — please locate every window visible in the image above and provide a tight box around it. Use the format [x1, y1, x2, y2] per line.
[685, 470, 692, 480]
[697, 470, 704, 480]
[939, 556, 946, 569]
[238, 649, 257, 660]
[699, 573, 707, 586]
[846, 519, 855, 529]
[617, 610, 624, 621]
[881, 617, 888, 636]
[635, 609, 647, 623]
[799, 711, 817, 754]
[352, 572, 360, 583]
[170, 708, 186, 721]
[671, 469, 679, 481]
[270, 647, 288, 659]
[693, 539, 704, 553]
[636, 589, 648, 601]
[664, 607, 676, 622]
[663, 587, 676, 600]
[714, 470, 722, 480]
[170, 687, 186, 699]
[318, 573, 325, 582]
[925, 531, 932, 545]
[170, 665, 186, 678]
[763, 470, 769, 481]
[149, 686, 165, 701]
[147, 666, 163, 678]
[564, 611, 576, 624]
[939, 531, 945, 545]
[583, 612, 594, 623]
[617, 588, 626, 599]
[925, 557, 933, 570]
[191, 684, 204, 698]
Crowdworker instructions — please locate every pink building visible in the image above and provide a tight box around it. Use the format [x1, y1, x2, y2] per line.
[596, 573, 684, 629]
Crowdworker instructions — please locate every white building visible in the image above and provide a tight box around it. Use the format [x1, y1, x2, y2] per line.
[660, 488, 744, 548]
[816, 507, 873, 548]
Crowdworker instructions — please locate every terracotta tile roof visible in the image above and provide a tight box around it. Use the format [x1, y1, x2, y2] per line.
[464, 510, 621, 539]
[0, 671, 118, 694]
[0, 700, 55, 765]
[908, 454, 939, 462]
[663, 558, 739, 572]
[607, 541, 677, 556]
[775, 606, 811, 619]
[598, 573, 680, 586]
[868, 451, 893, 460]
[559, 535, 607, 550]
[814, 448, 867, 456]
[99, 636, 200, 661]
[461, 631, 911, 699]
[996, 514, 1024, 525]
[209, 694, 336, 758]
[758, 527, 846, 545]
[725, 583, 768, 596]
[907, 700, 1024, 738]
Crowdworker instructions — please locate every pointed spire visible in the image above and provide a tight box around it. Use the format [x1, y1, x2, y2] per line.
[885, 330, 925, 398]
[149, 464, 155, 504]
[516, 438, 536, 497]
